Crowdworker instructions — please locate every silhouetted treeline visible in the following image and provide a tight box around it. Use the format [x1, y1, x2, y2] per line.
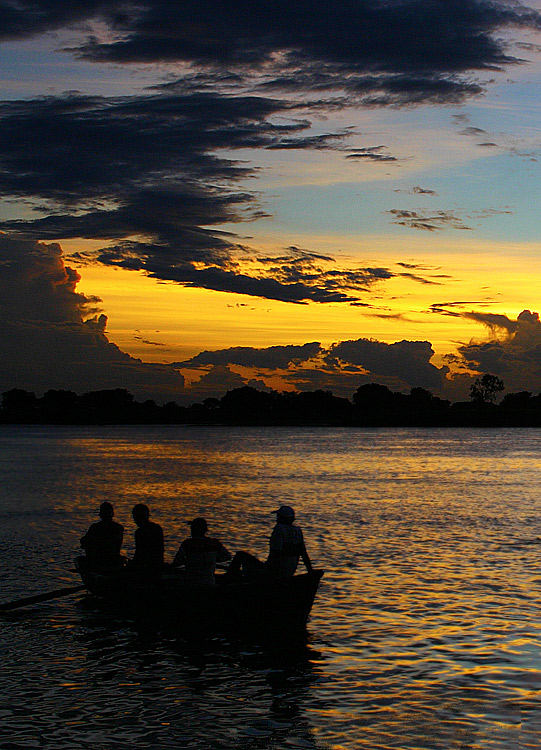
[1, 383, 541, 426]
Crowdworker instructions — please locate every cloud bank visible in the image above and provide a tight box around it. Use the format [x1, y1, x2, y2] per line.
[0, 235, 186, 400]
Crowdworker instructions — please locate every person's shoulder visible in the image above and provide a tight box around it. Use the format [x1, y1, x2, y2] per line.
[206, 536, 225, 549]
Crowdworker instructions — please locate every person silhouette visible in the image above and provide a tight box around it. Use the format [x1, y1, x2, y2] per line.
[228, 505, 313, 578]
[80, 501, 124, 571]
[173, 517, 231, 585]
[130, 503, 164, 572]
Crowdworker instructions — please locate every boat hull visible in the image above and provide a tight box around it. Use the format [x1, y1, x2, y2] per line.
[76, 561, 323, 630]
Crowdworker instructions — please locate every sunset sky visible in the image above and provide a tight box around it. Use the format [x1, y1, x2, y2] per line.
[0, 0, 540, 402]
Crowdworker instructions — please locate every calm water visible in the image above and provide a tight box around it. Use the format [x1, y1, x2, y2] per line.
[0, 425, 540, 749]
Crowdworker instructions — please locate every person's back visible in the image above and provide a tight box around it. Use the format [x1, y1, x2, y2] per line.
[228, 504, 313, 579]
[173, 518, 231, 585]
[132, 504, 164, 571]
[267, 505, 312, 577]
[81, 502, 123, 571]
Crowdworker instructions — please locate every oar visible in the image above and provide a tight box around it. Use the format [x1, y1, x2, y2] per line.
[0, 584, 86, 612]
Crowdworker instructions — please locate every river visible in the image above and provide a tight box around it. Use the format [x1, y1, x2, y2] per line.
[0, 425, 540, 749]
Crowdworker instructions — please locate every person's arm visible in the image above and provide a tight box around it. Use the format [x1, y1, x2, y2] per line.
[300, 541, 313, 573]
[216, 541, 232, 562]
[172, 541, 187, 568]
[80, 523, 93, 549]
[298, 529, 313, 573]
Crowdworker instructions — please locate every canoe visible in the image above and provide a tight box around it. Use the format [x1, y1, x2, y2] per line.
[76, 559, 323, 630]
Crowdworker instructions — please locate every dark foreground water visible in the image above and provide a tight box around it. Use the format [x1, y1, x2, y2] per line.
[0, 426, 540, 749]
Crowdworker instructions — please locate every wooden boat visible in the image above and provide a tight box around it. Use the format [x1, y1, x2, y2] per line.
[76, 559, 323, 630]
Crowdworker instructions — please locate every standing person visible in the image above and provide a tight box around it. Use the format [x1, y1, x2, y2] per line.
[80, 501, 124, 571]
[228, 505, 313, 578]
[172, 517, 231, 585]
[131, 503, 164, 572]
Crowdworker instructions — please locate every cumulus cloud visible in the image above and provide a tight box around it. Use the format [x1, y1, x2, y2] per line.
[176, 342, 322, 370]
[325, 338, 449, 390]
[444, 309, 541, 393]
[0, 235, 186, 400]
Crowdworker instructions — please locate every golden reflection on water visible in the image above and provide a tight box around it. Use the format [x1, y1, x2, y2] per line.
[0, 425, 540, 749]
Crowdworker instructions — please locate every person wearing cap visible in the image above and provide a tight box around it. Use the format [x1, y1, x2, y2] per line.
[130, 503, 164, 572]
[172, 517, 231, 585]
[227, 504, 313, 578]
[80, 502, 124, 571]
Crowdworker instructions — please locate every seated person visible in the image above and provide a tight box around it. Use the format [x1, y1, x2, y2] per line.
[80, 501, 124, 571]
[173, 517, 231, 585]
[130, 503, 164, 572]
[228, 505, 313, 578]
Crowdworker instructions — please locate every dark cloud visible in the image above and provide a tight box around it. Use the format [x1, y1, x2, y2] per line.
[346, 146, 399, 162]
[434, 309, 520, 333]
[282, 368, 375, 399]
[1, 1, 539, 108]
[459, 126, 488, 135]
[412, 186, 437, 195]
[0, 235, 186, 400]
[453, 309, 541, 391]
[471, 207, 513, 218]
[326, 338, 448, 390]
[74, 1, 541, 105]
[265, 132, 350, 150]
[0, 90, 301, 206]
[0, 1, 123, 41]
[185, 364, 273, 400]
[133, 332, 167, 347]
[394, 186, 438, 196]
[430, 300, 497, 310]
[0, 91, 388, 303]
[388, 209, 472, 231]
[397, 262, 431, 269]
[175, 342, 322, 370]
[0, 3, 538, 307]
[398, 272, 440, 285]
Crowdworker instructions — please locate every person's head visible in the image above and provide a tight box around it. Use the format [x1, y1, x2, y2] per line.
[273, 505, 295, 525]
[189, 517, 208, 538]
[132, 503, 150, 526]
[99, 501, 114, 520]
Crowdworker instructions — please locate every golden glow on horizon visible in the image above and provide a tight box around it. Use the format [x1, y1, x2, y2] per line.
[71, 238, 540, 366]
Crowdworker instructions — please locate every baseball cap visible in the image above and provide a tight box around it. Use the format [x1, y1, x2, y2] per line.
[272, 505, 295, 519]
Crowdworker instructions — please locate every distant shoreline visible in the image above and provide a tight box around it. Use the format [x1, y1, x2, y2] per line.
[2, 384, 540, 428]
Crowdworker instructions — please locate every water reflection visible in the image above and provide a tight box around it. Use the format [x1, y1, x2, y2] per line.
[68, 601, 324, 749]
